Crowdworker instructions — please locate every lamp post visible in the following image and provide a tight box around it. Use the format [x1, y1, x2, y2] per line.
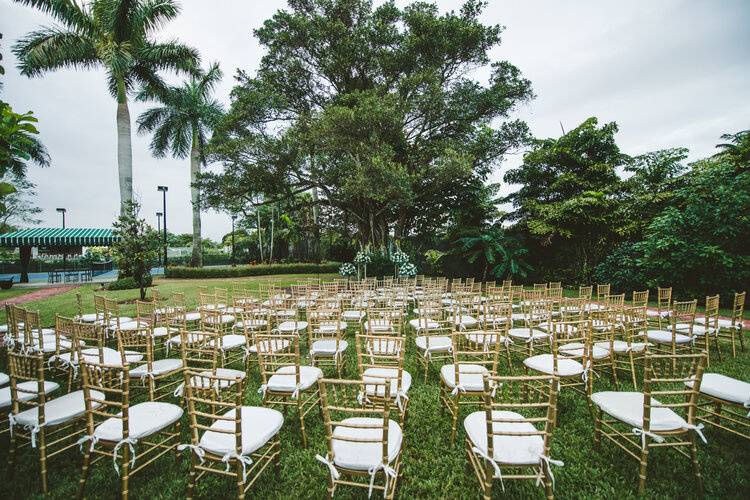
[157, 186, 168, 270]
[231, 215, 237, 267]
[56, 208, 67, 274]
[156, 212, 163, 266]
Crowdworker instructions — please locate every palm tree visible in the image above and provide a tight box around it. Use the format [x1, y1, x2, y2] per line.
[455, 226, 532, 282]
[12, 0, 199, 213]
[136, 63, 223, 267]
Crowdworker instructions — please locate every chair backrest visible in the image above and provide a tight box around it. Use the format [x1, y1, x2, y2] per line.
[183, 369, 244, 450]
[103, 297, 124, 329]
[578, 285, 593, 301]
[450, 330, 502, 376]
[560, 297, 585, 322]
[632, 290, 649, 308]
[318, 378, 393, 466]
[308, 307, 345, 348]
[670, 299, 697, 335]
[641, 352, 706, 433]
[549, 319, 593, 384]
[179, 328, 219, 374]
[200, 308, 230, 336]
[22, 309, 44, 351]
[548, 281, 562, 290]
[55, 315, 77, 358]
[7, 350, 48, 422]
[533, 283, 548, 291]
[596, 284, 611, 301]
[355, 334, 406, 393]
[605, 293, 625, 311]
[76, 292, 86, 317]
[135, 300, 156, 328]
[80, 358, 129, 440]
[255, 333, 302, 387]
[731, 291, 746, 325]
[93, 295, 107, 323]
[117, 322, 155, 369]
[6, 304, 25, 345]
[480, 373, 557, 464]
[215, 288, 229, 307]
[502, 279, 513, 288]
[702, 294, 720, 328]
[657, 287, 672, 310]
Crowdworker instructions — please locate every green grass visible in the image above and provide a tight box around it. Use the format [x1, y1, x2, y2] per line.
[1, 276, 749, 499]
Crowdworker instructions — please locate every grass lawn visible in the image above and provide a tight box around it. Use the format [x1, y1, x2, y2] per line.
[1, 275, 748, 499]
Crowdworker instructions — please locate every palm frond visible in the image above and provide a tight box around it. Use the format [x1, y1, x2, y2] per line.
[197, 62, 223, 97]
[136, 106, 169, 134]
[139, 40, 199, 75]
[12, 0, 97, 36]
[133, 0, 180, 35]
[13, 28, 99, 77]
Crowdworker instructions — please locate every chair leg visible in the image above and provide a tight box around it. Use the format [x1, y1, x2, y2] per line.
[186, 453, 197, 500]
[629, 354, 638, 390]
[236, 457, 246, 500]
[8, 424, 17, 479]
[450, 394, 459, 445]
[39, 428, 48, 494]
[121, 447, 130, 500]
[593, 409, 602, 450]
[298, 397, 308, 448]
[481, 470, 492, 500]
[543, 466, 554, 500]
[77, 448, 92, 500]
[637, 444, 649, 496]
[689, 435, 704, 497]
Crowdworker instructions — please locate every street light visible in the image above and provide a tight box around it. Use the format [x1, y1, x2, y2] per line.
[231, 215, 237, 267]
[56, 208, 67, 273]
[156, 212, 163, 266]
[157, 186, 168, 269]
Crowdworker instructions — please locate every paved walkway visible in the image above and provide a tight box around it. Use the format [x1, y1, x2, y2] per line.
[2, 285, 77, 305]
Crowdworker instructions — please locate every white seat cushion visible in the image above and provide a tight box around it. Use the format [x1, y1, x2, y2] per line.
[178, 368, 246, 395]
[717, 318, 743, 329]
[363, 368, 412, 397]
[559, 342, 610, 360]
[152, 326, 179, 338]
[118, 320, 150, 331]
[233, 319, 269, 330]
[267, 365, 322, 393]
[464, 410, 544, 466]
[248, 339, 290, 354]
[332, 417, 402, 471]
[129, 358, 183, 378]
[478, 314, 510, 325]
[595, 340, 650, 353]
[415, 335, 451, 352]
[212, 334, 246, 351]
[464, 332, 509, 346]
[311, 339, 348, 355]
[523, 354, 584, 377]
[94, 401, 183, 442]
[342, 310, 365, 321]
[409, 318, 440, 331]
[450, 315, 478, 327]
[315, 321, 348, 333]
[199, 406, 284, 458]
[686, 373, 750, 405]
[366, 339, 401, 355]
[0, 372, 8, 386]
[646, 330, 692, 344]
[76, 313, 100, 323]
[277, 320, 308, 333]
[364, 320, 392, 332]
[0, 380, 60, 410]
[223, 306, 244, 314]
[683, 324, 716, 336]
[166, 331, 204, 346]
[13, 389, 105, 428]
[183, 312, 202, 322]
[591, 391, 687, 431]
[507, 328, 549, 341]
[204, 314, 235, 325]
[55, 347, 143, 367]
[440, 364, 488, 392]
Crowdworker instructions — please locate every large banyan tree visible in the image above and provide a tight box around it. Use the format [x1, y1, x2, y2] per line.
[201, 0, 533, 250]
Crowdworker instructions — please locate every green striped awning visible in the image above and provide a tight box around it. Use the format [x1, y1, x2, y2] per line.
[0, 228, 119, 247]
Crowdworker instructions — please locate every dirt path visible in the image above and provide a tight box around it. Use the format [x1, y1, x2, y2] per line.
[2, 285, 77, 305]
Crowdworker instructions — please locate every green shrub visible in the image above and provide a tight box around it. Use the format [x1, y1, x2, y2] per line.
[164, 262, 341, 279]
[107, 275, 152, 291]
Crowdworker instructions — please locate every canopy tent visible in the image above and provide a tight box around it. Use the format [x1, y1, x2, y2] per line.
[0, 227, 119, 283]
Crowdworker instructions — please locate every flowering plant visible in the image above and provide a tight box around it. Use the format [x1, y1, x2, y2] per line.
[339, 262, 357, 277]
[390, 249, 409, 265]
[399, 262, 417, 277]
[353, 250, 372, 265]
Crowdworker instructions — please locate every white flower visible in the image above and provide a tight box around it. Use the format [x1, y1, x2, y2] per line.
[354, 251, 372, 265]
[399, 262, 417, 277]
[339, 263, 357, 276]
[391, 250, 409, 265]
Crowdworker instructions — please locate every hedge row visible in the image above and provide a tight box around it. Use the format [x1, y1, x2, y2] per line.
[164, 262, 341, 279]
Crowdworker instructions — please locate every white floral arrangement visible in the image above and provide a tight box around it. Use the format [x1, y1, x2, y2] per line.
[391, 249, 409, 265]
[399, 262, 417, 277]
[339, 262, 357, 277]
[353, 250, 372, 265]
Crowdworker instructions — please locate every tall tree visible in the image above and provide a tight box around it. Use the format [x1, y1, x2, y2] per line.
[204, 0, 532, 248]
[504, 117, 627, 281]
[12, 0, 199, 213]
[137, 63, 224, 267]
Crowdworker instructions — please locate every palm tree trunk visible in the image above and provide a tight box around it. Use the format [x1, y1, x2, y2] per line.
[189, 134, 203, 267]
[269, 205, 275, 263]
[116, 81, 133, 213]
[256, 208, 264, 262]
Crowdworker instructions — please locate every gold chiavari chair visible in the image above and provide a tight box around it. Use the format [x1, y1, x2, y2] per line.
[631, 290, 649, 308]
[578, 285, 593, 302]
[599, 305, 651, 389]
[118, 322, 183, 401]
[533, 283, 548, 291]
[595, 284, 611, 304]
[308, 307, 348, 377]
[524, 319, 593, 406]
[440, 330, 504, 444]
[508, 298, 551, 357]
[103, 297, 134, 335]
[414, 315, 453, 382]
[548, 281, 562, 291]
[77, 358, 183, 500]
[355, 333, 410, 423]
[469, 299, 513, 371]
[75, 292, 99, 323]
[93, 294, 108, 328]
[692, 294, 720, 365]
[232, 305, 273, 366]
[716, 291, 745, 357]
[646, 299, 697, 356]
[316, 378, 403, 499]
[6, 350, 90, 494]
[22, 309, 72, 360]
[180, 370, 283, 499]
[51, 315, 78, 383]
[175, 328, 247, 399]
[256, 333, 321, 447]
[465, 374, 560, 500]
[273, 297, 308, 336]
[690, 372, 750, 442]
[646, 286, 672, 329]
[591, 352, 707, 495]
[201, 308, 245, 368]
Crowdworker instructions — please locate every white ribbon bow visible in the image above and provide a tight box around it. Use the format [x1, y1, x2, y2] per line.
[683, 423, 707, 444]
[316, 454, 340, 481]
[394, 390, 409, 412]
[744, 400, 750, 418]
[112, 437, 138, 475]
[8, 414, 44, 448]
[450, 384, 467, 397]
[258, 384, 268, 398]
[472, 446, 503, 490]
[173, 383, 185, 398]
[632, 427, 665, 448]
[77, 434, 100, 453]
[536, 455, 564, 489]
[221, 451, 253, 481]
[367, 462, 397, 498]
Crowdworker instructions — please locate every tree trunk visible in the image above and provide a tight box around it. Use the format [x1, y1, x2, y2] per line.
[256, 208, 264, 262]
[116, 82, 133, 214]
[189, 135, 203, 267]
[269, 205, 275, 263]
[312, 186, 321, 262]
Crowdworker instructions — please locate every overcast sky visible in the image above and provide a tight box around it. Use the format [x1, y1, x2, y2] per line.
[2, 0, 749, 241]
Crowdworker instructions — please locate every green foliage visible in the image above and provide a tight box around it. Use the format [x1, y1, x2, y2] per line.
[454, 225, 532, 281]
[0, 101, 50, 178]
[106, 274, 152, 291]
[112, 200, 160, 299]
[203, 0, 532, 248]
[165, 262, 341, 279]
